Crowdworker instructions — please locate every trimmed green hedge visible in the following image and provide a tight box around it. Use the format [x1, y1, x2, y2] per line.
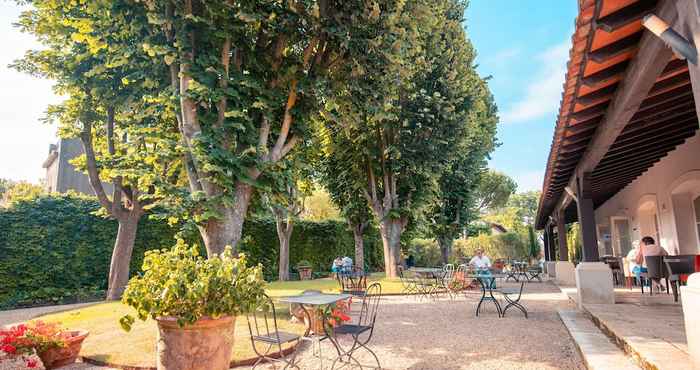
[0, 195, 382, 309]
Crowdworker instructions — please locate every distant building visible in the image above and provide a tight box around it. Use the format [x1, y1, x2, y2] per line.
[43, 138, 112, 195]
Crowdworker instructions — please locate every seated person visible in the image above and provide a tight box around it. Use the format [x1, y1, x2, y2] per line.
[469, 249, 492, 271]
[331, 257, 343, 275]
[634, 236, 668, 292]
[341, 256, 353, 273]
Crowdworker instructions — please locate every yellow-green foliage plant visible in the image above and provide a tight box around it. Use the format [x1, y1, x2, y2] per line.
[120, 241, 266, 330]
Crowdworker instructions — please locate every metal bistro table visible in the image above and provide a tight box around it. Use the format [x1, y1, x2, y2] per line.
[409, 267, 444, 300]
[278, 292, 352, 369]
[467, 272, 506, 317]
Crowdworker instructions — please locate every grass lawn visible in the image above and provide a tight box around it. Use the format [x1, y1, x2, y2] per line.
[38, 274, 404, 367]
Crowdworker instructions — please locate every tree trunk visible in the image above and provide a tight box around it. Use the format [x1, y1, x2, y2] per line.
[276, 217, 293, 281]
[379, 218, 403, 278]
[351, 223, 365, 272]
[199, 182, 253, 257]
[106, 215, 139, 300]
[437, 236, 453, 265]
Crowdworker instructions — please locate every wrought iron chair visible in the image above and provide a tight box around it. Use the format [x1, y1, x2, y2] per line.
[397, 265, 418, 295]
[247, 294, 303, 369]
[641, 256, 669, 295]
[440, 264, 456, 299]
[499, 280, 527, 318]
[328, 282, 383, 369]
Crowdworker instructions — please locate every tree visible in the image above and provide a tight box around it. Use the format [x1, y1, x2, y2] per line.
[13, 1, 179, 299]
[128, 0, 381, 257]
[321, 0, 487, 277]
[261, 156, 311, 281]
[318, 138, 373, 271]
[301, 188, 341, 221]
[474, 170, 517, 214]
[427, 79, 498, 264]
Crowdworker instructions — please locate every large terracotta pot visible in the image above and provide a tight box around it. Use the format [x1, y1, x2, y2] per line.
[38, 329, 89, 370]
[298, 267, 313, 280]
[156, 316, 235, 370]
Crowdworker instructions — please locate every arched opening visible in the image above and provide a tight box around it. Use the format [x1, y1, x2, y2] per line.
[636, 194, 660, 247]
[670, 170, 700, 255]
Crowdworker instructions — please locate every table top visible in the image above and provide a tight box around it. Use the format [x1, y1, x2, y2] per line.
[466, 273, 507, 279]
[277, 293, 352, 305]
[410, 267, 443, 273]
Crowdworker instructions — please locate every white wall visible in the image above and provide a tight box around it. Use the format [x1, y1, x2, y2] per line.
[594, 130, 700, 256]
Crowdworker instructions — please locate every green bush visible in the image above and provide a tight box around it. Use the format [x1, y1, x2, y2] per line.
[406, 239, 441, 267]
[0, 195, 382, 309]
[457, 232, 527, 260]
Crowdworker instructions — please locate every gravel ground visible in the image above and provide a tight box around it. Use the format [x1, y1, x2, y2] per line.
[242, 281, 584, 370]
[1, 281, 582, 370]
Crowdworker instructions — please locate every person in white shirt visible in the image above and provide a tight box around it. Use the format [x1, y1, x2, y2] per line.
[469, 249, 491, 270]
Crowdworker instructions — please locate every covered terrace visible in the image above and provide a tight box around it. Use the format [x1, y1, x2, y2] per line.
[535, 0, 700, 368]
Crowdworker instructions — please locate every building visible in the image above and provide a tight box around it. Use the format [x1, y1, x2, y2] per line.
[43, 138, 112, 195]
[535, 0, 700, 365]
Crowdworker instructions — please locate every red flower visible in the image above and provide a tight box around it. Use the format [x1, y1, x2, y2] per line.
[26, 358, 38, 368]
[0, 344, 17, 354]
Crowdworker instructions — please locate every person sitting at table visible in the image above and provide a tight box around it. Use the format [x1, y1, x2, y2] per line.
[331, 257, 343, 277]
[341, 256, 353, 273]
[469, 249, 492, 271]
[634, 236, 667, 292]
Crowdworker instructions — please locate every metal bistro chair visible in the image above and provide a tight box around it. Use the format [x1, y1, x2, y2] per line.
[397, 265, 418, 295]
[328, 282, 383, 370]
[641, 256, 669, 295]
[664, 255, 696, 302]
[247, 294, 303, 369]
[441, 264, 456, 299]
[499, 280, 527, 318]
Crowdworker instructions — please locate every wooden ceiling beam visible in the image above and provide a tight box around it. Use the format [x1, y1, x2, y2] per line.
[595, 0, 658, 33]
[589, 32, 643, 63]
[582, 60, 630, 87]
[577, 83, 618, 107]
[550, 0, 679, 220]
[569, 102, 610, 123]
[606, 127, 695, 158]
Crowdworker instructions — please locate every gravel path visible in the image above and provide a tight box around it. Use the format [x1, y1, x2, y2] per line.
[2, 282, 582, 370]
[0, 303, 99, 327]
[243, 280, 584, 370]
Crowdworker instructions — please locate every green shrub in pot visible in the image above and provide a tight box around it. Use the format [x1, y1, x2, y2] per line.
[118, 240, 267, 370]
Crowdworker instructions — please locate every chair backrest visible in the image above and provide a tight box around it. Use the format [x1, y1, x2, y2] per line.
[247, 294, 280, 342]
[664, 255, 695, 276]
[442, 264, 455, 280]
[644, 255, 665, 278]
[357, 282, 382, 328]
[455, 264, 468, 281]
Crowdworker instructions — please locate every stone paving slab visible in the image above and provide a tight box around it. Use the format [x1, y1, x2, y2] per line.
[558, 309, 640, 370]
[559, 285, 691, 370]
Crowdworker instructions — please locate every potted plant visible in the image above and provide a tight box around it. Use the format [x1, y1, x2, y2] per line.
[310, 298, 352, 335]
[119, 241, 266, 370]
[296, 260, 313, 280]
[0, 321, 88, 370]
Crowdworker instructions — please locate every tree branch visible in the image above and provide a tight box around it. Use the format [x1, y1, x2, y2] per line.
[271, 80, 298, 160]
[79, 119, 114, 215]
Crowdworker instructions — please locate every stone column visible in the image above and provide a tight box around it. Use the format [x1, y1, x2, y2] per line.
[546, 223, 557, 278]
[555, 211, 576, 285]
[574, 173, 614, 308]
[681, 273, 700, 369]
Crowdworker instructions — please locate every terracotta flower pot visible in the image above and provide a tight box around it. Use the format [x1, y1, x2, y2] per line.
[156, 316, 235, 370]
[298, 267, 313, 280]
[37, 329, 89, 370]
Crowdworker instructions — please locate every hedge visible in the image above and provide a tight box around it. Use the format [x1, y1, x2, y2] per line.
[0, 195, 382, 309]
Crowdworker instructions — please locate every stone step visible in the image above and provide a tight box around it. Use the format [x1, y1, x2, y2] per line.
[558, 309, 641, 370]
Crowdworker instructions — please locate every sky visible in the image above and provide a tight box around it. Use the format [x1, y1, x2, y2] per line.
[0, 1, 577, 192]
